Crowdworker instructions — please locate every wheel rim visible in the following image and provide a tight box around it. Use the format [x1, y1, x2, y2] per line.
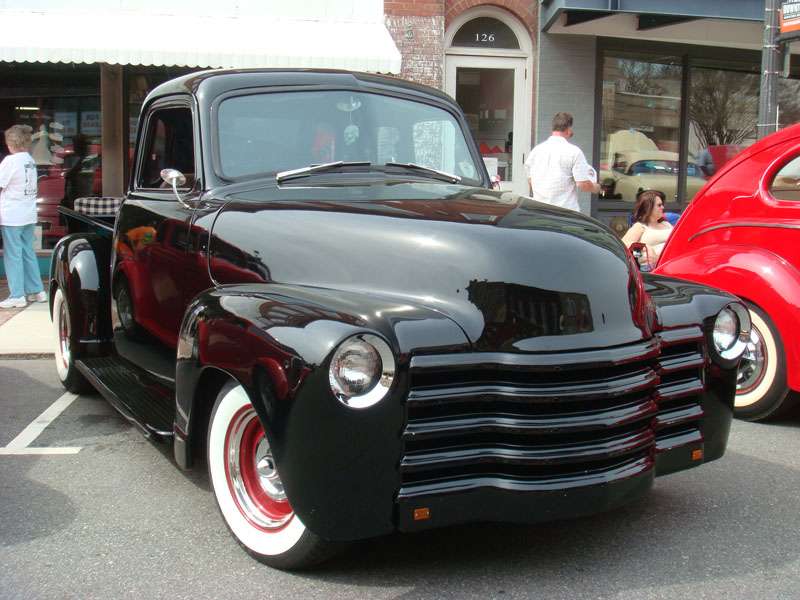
[225, 405, 294, 531]
[737, 322, 767, 395]
[117, 285, 134, 331]
[56, 293, 70, 373]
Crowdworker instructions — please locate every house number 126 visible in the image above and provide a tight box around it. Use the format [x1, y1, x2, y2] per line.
[475, 33, 496, 42]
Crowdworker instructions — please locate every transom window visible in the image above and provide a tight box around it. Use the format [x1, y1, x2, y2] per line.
[451, 17, 520, 50]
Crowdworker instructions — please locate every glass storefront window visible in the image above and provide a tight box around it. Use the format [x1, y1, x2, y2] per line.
[0, 63, 197, 250]
[599, 51, 683, 213]
[778, 57, 800, 129]
[597, 45, 800, 237]
[686, 60, 760, 197]
[0, 62, 102, 249]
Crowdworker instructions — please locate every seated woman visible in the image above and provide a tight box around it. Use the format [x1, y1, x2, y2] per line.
[622, 190, 673, 269]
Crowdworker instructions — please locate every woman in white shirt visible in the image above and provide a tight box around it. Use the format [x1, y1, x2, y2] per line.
[0, 125, 47, 308]
[621, 190, 673, 270]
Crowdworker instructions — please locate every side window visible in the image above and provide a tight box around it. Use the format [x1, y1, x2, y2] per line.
[769, 155, 800, 201]
[137, 106, 195, 189]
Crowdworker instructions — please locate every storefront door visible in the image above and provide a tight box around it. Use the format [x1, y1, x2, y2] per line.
[445, 55, 527, 194]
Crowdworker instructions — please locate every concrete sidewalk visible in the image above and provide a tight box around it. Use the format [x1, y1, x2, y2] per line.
[0, 277, 54, 357]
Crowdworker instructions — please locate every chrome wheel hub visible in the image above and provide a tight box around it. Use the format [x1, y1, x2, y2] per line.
[254, 437, 285, 501]
[226, 406, 293, 530]
[737, 325, 766, 394]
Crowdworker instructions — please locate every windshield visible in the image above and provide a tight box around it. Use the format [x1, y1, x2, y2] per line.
[216, 90, 482, 184]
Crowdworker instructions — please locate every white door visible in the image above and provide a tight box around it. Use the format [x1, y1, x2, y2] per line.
[445, 54, 527, 194]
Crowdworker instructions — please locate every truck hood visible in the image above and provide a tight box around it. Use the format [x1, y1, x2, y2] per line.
[206, 181, 648, 352]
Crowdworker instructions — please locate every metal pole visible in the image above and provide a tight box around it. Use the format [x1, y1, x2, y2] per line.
[757, 0, 783, 139]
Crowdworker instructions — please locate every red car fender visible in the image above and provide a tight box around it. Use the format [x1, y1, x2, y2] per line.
[656, 245, 800, 391]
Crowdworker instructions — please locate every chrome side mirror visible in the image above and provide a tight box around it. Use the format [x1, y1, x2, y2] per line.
[160, 168, 191, 209]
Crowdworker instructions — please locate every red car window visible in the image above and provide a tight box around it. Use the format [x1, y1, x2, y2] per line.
[769, 154, 800, 202]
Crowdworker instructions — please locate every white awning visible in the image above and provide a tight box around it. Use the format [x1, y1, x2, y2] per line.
[0, 10, 402, 74]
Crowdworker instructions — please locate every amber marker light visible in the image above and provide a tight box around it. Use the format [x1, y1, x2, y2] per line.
[692, 449, 703, 461]
[413, 507, 430, 521]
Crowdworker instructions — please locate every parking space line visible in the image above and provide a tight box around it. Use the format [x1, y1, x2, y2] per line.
[0, 392, 83, 456]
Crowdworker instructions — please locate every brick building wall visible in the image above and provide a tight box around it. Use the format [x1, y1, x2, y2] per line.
[385, 1, 445, 89]
[443, 0, 536, 33]
[384, 0, 538, 90]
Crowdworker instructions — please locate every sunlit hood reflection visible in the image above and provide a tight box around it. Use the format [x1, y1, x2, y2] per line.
[208, 182, 645, 352]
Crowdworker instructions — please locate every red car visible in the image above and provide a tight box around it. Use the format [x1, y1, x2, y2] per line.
[655, 124, 800, 421]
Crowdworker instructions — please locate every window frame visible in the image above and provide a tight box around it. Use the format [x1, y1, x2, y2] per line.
[133, 97, 197, 193]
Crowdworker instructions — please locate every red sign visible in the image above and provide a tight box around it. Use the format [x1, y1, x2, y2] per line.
[780, 1, 800, 34]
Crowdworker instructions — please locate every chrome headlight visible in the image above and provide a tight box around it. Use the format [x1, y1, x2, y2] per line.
[329, 334, 395, 409]
[712, 303, 750, 361]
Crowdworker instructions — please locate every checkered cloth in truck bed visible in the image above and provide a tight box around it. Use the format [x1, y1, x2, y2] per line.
[74, 197, 123, 216]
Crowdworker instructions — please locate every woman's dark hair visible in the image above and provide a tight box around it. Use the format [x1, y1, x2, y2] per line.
[633, 190, 665, 224]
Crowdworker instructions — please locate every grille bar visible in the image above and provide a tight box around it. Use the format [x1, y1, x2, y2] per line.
[655, 404, 705, 429]
[404, 399, 658, 440]
[407, 369, 658, 406]
[401, 428, 656, 472]
[409, 340, 660, 374]
[398, 455, 654, 499]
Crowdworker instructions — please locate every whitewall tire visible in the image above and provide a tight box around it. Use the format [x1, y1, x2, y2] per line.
[735, 303, 796, 421]
[52, 287, 89, 394]
[207, 381, 343, 569]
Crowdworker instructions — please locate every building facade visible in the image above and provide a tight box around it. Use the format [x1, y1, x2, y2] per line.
[1, 0, 799, 261]
[538, 0, 800, 230]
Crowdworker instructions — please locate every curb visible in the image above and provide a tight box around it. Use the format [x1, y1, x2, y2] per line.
[0, 353, 55, 360]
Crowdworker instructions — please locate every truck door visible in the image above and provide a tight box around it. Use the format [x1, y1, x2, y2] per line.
[111, 100, 202, 384]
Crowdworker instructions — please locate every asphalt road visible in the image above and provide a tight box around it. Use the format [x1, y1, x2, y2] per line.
[2, 359, 799, 600]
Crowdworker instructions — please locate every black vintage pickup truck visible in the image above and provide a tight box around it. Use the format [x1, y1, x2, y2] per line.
[52, 69, 749, 569]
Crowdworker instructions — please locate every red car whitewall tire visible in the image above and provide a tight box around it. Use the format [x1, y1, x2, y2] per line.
[735, 303, 796, 421]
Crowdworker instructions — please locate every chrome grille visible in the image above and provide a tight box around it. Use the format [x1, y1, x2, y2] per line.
[399, 327, 706, 500]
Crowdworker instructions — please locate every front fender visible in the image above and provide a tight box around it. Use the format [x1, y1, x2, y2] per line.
[175, 283, 470, 540]
[655, 245, 800, 390]
[49, 233, 113, 350]
[642, 273, 745, 467]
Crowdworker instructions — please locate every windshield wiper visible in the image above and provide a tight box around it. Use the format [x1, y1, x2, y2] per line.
[385, 162, 461, 183]
[276, 161, 371, 183]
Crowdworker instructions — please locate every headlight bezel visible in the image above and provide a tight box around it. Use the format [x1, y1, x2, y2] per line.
[710, 302, 751, 364]
[328, 333, 396, 409]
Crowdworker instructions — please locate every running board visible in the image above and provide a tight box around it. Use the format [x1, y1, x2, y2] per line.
[76, 355, 175, 441]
